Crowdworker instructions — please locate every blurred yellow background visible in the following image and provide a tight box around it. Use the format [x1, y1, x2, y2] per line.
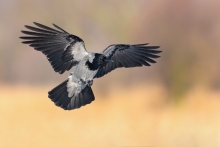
[1, 0, 220, 146]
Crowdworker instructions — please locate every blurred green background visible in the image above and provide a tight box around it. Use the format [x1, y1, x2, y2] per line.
[1, 0, 220, 147]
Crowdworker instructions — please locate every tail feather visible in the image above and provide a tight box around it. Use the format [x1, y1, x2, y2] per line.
[48, 80, 68, 95]
[48, 79, 95, 110]
[66, 85, 95, 110]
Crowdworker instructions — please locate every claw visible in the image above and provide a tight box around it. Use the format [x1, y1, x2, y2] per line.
[88, 80, 93, 86]
[68, 72, 73, 77]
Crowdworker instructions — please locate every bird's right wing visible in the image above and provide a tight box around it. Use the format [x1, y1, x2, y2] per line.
[20, 22, 88, 74]
[95, 43, 161, 78]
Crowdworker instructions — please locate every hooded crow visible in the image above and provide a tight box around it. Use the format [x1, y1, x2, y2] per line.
[20, 22, 162, 110]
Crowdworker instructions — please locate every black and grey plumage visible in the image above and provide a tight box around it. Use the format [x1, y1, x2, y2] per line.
[20, 22, 162, 110]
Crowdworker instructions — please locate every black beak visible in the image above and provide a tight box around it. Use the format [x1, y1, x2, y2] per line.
[104, 58, 113, 62]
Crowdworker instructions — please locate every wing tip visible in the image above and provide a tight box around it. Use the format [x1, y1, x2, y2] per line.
[33, 22, 40, 26]
[52, 23, 68, 33]
[132, 44, 161, 49]
[133, 43, 149, 46]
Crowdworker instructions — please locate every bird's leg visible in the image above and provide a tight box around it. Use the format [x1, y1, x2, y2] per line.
[80, 79, 93, 86]
[80, 79, 86, 84]
[87, 80, 93, 87]
[68, 72, 73, 77]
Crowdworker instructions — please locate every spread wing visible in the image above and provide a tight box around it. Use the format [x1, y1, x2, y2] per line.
[95, 43, 161, 78]
[20, 22, 88, 74]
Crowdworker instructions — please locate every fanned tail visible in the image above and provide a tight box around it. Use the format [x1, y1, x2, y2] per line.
[48, 80, 95, 110]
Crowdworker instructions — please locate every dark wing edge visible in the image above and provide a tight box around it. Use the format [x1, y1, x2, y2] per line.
[48, 80, 95, 110]
[20, 22, 86, 74]
[95, 43, 162, 78]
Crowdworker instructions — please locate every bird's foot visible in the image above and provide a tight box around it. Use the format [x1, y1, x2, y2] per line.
[68, 72, 73, 77]
[87, 80, 93, 87]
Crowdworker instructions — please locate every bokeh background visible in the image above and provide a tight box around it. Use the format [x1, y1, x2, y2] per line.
[1, 0, 220, 146]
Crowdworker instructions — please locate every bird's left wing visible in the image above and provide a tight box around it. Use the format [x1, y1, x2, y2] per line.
[20, 22, 88, 74]
[95, 43, 161, 78]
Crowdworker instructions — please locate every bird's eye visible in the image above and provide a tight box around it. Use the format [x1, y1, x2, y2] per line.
[100, 56, 105, 61]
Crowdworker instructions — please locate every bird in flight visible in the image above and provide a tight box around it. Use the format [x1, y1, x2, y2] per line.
[20, 22, 162, 110]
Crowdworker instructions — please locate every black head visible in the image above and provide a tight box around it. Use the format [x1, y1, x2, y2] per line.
[86, 54, 113, 71]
